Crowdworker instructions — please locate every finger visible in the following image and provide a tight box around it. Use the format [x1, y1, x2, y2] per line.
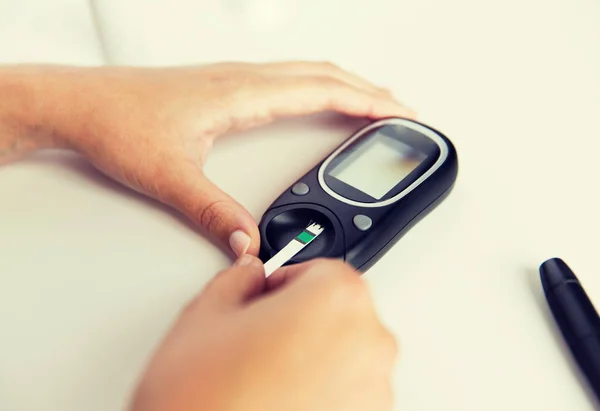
[266, 258, 349, 291]
[159, 162, 260, 258]
[200, 255, 266, 310]
[266, 260, 320, 291]
[238, 75, 416, 123]
[258, 61, 388, 96]
[257, 61, 415, 116]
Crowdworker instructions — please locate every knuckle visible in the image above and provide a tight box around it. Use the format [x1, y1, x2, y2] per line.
[197, 200, 229, 234]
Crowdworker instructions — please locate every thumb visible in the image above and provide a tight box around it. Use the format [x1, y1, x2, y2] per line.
[163, 164, 260, 257]
[201, 255, 267, 309]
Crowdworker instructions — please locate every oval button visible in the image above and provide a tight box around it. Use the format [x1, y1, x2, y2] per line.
[353, 214, 372, 231]
[291, 182, 310, 196]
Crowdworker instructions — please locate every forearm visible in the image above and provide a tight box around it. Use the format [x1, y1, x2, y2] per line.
[0, 65, 79, 164]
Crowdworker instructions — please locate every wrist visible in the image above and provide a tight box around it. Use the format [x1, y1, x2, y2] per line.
[0, 65, 84, 162]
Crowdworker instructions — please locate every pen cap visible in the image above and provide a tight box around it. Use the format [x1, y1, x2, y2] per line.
[575, 336, 600, 395]
[540, 258, 577, 290]
[540, 258, 600, 401]
[540, 258, 600, 340]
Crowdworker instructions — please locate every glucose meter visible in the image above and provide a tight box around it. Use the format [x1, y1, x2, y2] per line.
[258, 117, 458, 273]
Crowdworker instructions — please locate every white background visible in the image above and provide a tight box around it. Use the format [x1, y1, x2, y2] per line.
[1, 1, 599, 410]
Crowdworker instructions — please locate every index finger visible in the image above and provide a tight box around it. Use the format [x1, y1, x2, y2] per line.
[266, 258, 352, 291]
[266, 260, 318, 291]
[256, 75, 416, 121]
[258, 60, 387, 95]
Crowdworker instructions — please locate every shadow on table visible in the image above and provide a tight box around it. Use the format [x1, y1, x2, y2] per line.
[22, 149, 230, 258]
[17, 113, 371, 264]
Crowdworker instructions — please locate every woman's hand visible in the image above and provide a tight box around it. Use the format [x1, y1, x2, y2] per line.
[1, 62, 414, 257]
[131, 257, 398, 411]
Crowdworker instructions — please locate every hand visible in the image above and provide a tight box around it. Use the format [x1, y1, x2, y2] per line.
[15, 62, 414, 257]
[130, 256, 398, 411]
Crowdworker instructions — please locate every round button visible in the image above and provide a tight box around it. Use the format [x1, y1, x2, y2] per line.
[353, 214, 372, 231]
[291, 182, 310, 196]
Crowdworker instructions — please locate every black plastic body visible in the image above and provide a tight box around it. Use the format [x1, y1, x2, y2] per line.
[540, 258, 600, 400]
[258, 118, 459, 273]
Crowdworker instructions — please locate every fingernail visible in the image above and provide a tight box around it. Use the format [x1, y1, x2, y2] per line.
[229, 230, 251, 257]
[234, 254, 256, 267]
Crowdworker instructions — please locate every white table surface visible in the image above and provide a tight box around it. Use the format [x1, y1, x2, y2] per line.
[1, 1, 600, 410]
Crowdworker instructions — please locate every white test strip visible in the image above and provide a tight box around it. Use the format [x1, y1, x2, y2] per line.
[263, 223, 324, 277]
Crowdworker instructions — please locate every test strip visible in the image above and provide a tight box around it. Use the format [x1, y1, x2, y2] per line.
[263, 223, 324, 277]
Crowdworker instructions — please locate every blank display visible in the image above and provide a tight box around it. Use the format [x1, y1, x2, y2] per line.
[329, 132, 427, 199]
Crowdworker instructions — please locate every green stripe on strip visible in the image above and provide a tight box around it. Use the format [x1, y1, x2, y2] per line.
[296, 230, 316, 244]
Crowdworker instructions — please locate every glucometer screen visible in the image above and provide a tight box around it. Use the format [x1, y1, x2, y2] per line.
[329, 132, 427, 199]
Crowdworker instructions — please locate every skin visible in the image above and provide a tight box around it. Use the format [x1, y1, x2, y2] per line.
[131, 256, 398, 411]
[0, 61, 412, 410]
[0, 62, 414, 256]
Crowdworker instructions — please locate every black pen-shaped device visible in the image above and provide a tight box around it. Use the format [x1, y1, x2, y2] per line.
[540, 258, 600, 400]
